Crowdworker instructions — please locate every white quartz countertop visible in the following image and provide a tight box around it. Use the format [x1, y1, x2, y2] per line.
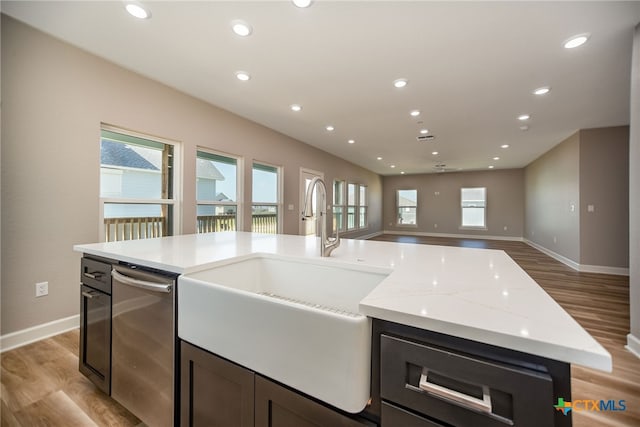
[74, 231, 611, 372]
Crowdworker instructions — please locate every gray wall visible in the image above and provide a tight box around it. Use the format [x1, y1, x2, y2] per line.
[524, 127, 630, 268]
[0, 16, 382, 335]
[630, 23, 640, 352]
[579, 127, 629, 268]
[383, 169, 524, 238]
[525, 132, 581, 262]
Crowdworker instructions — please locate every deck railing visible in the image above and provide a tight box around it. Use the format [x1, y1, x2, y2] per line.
[104, 214, 278, 242]
[104, 216, 166, 242]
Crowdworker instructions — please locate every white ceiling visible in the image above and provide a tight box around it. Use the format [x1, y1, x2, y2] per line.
[4, 1, 640, 175]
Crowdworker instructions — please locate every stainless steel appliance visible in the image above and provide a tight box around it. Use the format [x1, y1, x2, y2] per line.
[79, 257, 113, 394]
[111, 264, 177, 427]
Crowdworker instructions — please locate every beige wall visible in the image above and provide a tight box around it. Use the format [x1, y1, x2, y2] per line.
[630, 23, 640, 351]
[382, 169, 524, 238]
[525, 132, 581, 262]
[0, 16, 381, 334]
[579, 127, 629, 268]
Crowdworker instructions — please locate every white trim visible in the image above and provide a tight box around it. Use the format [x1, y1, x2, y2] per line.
[383, 230, 524, 242]
[524, 240, 629, 276]
[354, 231, 384, 240]
[626, 334, 640, 359]
[524, 239, 581, 270]
[0, 315, 79, 353]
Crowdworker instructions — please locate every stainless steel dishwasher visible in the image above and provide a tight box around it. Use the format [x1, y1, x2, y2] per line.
[111, 264, 178, 427]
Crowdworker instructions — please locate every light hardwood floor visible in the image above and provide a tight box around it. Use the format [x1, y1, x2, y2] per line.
[1, 235, 638, 426]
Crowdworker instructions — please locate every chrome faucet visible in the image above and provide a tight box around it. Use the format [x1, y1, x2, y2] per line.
[302, 177, 340, 257]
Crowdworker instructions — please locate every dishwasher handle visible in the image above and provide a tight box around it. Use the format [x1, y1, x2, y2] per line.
[112, 269, 173, 293]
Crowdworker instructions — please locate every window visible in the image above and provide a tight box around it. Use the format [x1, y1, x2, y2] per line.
[347, 183, 357, 230]
[461, 187, 487, 228]
[252, 162, 280, 234]
[397, 189, 417, 225]
[333, 180, 345, 232]
[196, 150, 240, 233]
[359, 185, 368, 228]
[99, 127, 179, 242]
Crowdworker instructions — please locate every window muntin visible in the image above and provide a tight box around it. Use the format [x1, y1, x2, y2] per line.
[196, 150, 240, 233]
[100, 128, 178, 242]
[461, 187, 486, 228]
[252, 163, 280, 234]
[397, 189, 417, 225]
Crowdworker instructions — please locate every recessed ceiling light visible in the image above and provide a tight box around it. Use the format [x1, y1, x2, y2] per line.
[393, 79, 408, 89]
[488, 165, 495, 169]
[501, 144, 510, 149]
[231, 20, 252, 37]
[518, 114, 530, 121]
[235, 71, 251, 81]
[432, 151, 439, 155]
[420, 129, 429, 135]
[325, 125, 335, 132]
[400, 171, 405, 175]
[410, 110, 421, 117]
[292, 0, 312, 8]
[348, 139, 355, 144]
[533, 86, 551, 96]
[376, 156, 383, 160]
[493, 156, 500, 161]
[563, 33, 590, 49]
[390, 165, 396, 168]
[290, 104, 302, 112]
[125, 1, 151, 19]
[520, 125, 530, 131]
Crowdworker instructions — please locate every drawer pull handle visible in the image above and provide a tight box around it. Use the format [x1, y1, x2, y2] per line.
[83, 272, 101, 280]
[418, 369, 492, 414]
[82, 290, 96, 299]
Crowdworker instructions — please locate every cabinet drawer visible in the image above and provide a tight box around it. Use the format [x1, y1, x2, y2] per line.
[382, 402, 444, 427]
[81, 257, 112, 294]
[380, 334, 554, 427]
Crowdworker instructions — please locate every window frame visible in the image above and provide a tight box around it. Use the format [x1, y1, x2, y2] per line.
[347, 182, 358, 231]
[460, 187, 487, 229]
[196, 148, 243, 233]
[358, 185, 368, 230]
[396, 188, 418, 227]
[99, 124, 181, 242]
[251, 161, 283, 234]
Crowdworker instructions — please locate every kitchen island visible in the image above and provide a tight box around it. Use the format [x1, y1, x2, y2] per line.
[75, 231, 610, 426]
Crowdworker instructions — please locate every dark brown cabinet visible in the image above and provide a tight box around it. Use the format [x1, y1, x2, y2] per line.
[181, 341, 254, 427]
[180, 340, 374, 427]
[371, 319, 572, 427]
[255, 375, 374, 427]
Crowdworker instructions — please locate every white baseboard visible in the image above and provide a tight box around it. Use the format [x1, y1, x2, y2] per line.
[627, 333, 640, 359]
[0, 315, 79, 353]
[383, 230, 524, 242]
[524, 240, 629, 276]
[354, 231, 384, 240]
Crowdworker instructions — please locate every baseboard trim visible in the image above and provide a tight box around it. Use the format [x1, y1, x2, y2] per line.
[524, 240, 629, 276]
[626, 334, 640, 359]
[382, 230, 524, 242]
[0, 315, 79, 353]
[354, 231, 384, 240]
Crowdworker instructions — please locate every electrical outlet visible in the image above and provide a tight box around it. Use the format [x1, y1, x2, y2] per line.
[36, 281, 48, 297]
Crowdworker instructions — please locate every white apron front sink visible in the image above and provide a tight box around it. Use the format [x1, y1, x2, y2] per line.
[178, 253, 390, 413]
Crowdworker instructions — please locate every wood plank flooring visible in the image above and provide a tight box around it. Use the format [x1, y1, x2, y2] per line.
[1, 235, 638, 426]
[370, 234, 639, 427]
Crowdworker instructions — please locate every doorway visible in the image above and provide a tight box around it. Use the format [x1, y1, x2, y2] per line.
[299, 168, 324, 236]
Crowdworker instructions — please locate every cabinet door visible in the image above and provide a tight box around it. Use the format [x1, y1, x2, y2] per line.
[180, 341, 254, 427]
[255, 375, 374, 427]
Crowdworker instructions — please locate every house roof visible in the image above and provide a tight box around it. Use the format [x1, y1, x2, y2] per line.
[196, 158, 225, 181]
[101, 139, 158, 171]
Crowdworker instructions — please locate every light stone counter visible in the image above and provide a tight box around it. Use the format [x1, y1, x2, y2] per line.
[74, 231, 611, 372]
